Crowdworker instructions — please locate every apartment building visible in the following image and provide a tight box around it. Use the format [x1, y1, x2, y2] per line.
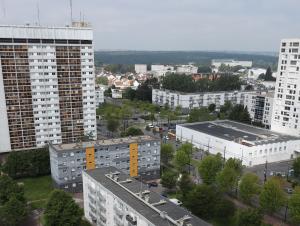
[177, 120, 300, 166]
[95, 86, 105, 106]
[176, 65, 198, 74]
[135, 64, 147, 74]
[0, 24, 96, 153]
[244, 92, 274, 128]
[152, 89, 256, 111]
[49, 135, 160, 192]
[151, 65, 175, 77]
[212, 59, 253, 69]
[271, 39, 300, 136]
[83, 167, 211, 226]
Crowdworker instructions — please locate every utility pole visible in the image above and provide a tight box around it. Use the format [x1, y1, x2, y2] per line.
[264, 160, 268, 183]
[223, 146, 226, 165]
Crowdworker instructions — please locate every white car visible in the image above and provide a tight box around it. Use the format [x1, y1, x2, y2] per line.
[148, 124, 154, 128]
[169, 198, 182, 206]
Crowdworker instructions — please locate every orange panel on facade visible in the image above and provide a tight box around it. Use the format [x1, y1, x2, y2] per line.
[86, 146, 95, 170]
[129, 143, 138, 177]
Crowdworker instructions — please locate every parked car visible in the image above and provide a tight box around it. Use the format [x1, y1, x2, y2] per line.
[147, 182, 158, 187]
[169, 198, 183, 206]
[285, 187, 293, 194]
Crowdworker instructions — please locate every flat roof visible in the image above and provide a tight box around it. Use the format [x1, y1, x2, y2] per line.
[179, 120, 299, 146]
[51, 135, 159, 151]
[85, 167, 210, 226]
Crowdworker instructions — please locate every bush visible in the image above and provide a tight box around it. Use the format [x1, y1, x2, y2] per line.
[3, 148, 50, 179]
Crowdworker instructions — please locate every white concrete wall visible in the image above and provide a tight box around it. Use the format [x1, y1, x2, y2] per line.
[0, 59, 11, 152]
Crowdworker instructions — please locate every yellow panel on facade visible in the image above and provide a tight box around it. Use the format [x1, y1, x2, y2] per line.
[86, 146, 95, 170]
[129, 143, 138, 177]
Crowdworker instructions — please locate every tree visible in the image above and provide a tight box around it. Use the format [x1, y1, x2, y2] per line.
[106, 118, 120, 135]
[198, 154, 223, 184]
[0, 196, 28, 226]
[161, 170, 178, 190]
[235, 209, 263, 226]
[214, 198, 236, 221]
[121, 127, 144, 137]
[123, 87, 136, 100]
[160, 144, 174, 166]
[289, 186, 300, 224]
[96, 76, 108, 85]
[239, 173, 260, 203]
[259, 178, 286, 213]
[197, 65, 212, 73]
[225, 158, 243, 176]
[184, 184, 219, 219]
[44, 190, 85, 226]
[175, 150, 190, 173]
[208, 103, 216, 112]
[216, 166, 238, 193]
[229, 104, 251, 124]
[3, 148, 50, 179]
[187, 107, 216, 123]
[178, 173, 195, 198]
[293, 157, 300, 178]
[0, 175, 25, 205]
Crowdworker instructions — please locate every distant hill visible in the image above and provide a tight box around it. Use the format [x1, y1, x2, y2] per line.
[95, 51, 278, 69]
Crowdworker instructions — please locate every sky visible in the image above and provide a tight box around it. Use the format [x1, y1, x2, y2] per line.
[0, 0, 300, 52]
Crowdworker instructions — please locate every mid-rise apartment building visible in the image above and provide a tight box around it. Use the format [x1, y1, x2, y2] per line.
[244, 92, 274, 128]
[211, 59, 253, 69]
[135, 64, 147, 74]
[83, 167, 211, 226]
[95, 86, 105, 106]
[151, 65, 175, 77]
[152, 89, 256, 111]
[176, 65, 198, 74]
[272, 39, 300, 136]
[0, 24, 96, 153]
[49, 135, 160, 192]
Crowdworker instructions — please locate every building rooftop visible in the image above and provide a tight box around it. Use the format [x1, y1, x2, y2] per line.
[51, 135, 159, 151]
[179, 120, 299, 146]
[85, 167, 211, 226]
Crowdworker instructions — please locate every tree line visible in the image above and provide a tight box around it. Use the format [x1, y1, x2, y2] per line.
[161, 73, 242, 93]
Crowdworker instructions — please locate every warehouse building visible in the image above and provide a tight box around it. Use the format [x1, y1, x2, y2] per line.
[176, 120, 300, 166]
[83, 167, 211, 226]
[49, 135, 160, 192]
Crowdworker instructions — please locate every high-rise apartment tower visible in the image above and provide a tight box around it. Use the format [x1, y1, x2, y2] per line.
[0, 24, 96, 152]
[271, 39, 300, 136]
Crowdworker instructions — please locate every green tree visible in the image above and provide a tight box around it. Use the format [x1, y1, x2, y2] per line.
[229, 104, 251, 124]
[259, 178, 286, 213]
[175, 150, 190, 173]
[187, 107, 216, 123]
[0, 175, 25, 205]
[239, 173, 260, 203]
[44, 190, 84, 226]
[216, 166, 238, 193]
[96, 76, 108, 85]
[214, 198, 236, 222]
[123, 87, 136, 100]
[106, 118, 120, 135]
[293, 157, 300, 178]
[160, 144, 174, 166]
[235, 209, 263, 226]
[0, 196, 27, 226]
[198, 154, 223, 184]
[121, 127, 144, 137]
[161, 170, 178, 190]
[178, 173, 195, 198]
[289, 186, 300, 224]
[208, 103, 216, 112]
[184, 184, 219, 220]
[225, 158, 243, 176]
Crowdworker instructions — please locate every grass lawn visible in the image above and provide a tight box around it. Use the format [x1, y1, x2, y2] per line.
[16, 175, 53, 209]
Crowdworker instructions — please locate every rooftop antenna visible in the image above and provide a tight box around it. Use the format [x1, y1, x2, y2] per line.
[69, 0, 73, 24]
[36, 0, 40, 25]
[1, 0, 6, 18]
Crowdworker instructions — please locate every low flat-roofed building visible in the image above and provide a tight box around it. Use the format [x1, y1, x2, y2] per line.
[83, 167, 211, 226]
[176, 120, 300, 166]
[50, 135, 160, 192]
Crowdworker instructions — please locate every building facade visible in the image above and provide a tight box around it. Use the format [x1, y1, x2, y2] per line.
[211, 59, 253, 69]
[83, 167, 211, 226]
[0, 25, 96, 153]
[49, 136, 160, 192]
[176, 65, 198, 74]
[95, 87, 105, 106]
[152, 89, 256, 111]
[271, 39, 300, 136]
[135, 64, 147, 74]
[151, 65, 175, 77]
[176, 120, 300, 167]
[244, 92, 274, 128]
